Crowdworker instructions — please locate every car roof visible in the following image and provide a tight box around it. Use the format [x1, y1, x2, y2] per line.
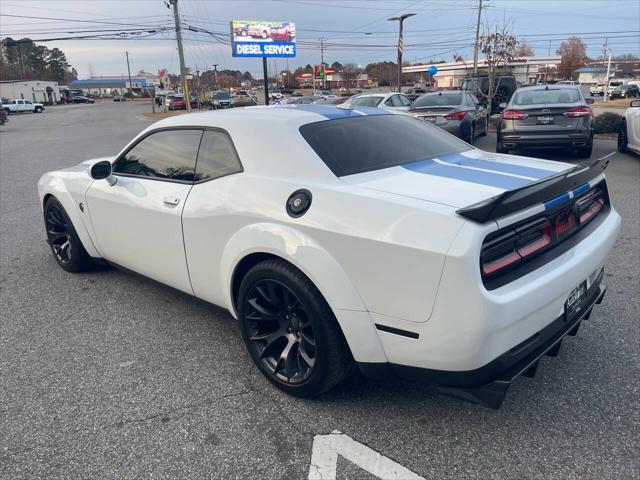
[515, 85, 581, 92]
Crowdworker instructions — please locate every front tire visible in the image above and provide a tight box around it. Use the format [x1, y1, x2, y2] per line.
[34, 106, 43, 113]
[238, 259, 354, 397]
[618, 121, 628, 153]
[44, 197, 94, 272]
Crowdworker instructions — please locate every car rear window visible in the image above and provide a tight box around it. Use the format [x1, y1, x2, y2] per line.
[299, 114, 470, 177]
[350, 96, 383, 108]
[414, 93, 463, 107]
[512, 88, 581, 105]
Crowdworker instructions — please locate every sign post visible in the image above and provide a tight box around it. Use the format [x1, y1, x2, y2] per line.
[230, 20, 296, 105]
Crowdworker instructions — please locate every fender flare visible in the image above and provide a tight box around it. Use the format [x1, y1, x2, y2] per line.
[219, 222, 387, 364]
[39, 176, 101, 258]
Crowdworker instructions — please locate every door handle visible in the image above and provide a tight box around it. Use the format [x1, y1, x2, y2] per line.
[163, 195, 180, 206]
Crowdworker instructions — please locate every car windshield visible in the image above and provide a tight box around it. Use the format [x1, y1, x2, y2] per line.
[414, 93, 463, 107]
[214, 92, 231, 99]
[512, 88, 581, 105]
[299, 114, 470, 177]
[349, 96, 383, 108]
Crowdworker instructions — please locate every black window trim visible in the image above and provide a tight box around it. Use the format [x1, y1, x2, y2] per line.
[112, 125, 244, 185]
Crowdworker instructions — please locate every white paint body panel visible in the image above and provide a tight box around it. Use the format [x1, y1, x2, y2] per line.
[37, 106, 621, 372]
[622, 104, 640, 154]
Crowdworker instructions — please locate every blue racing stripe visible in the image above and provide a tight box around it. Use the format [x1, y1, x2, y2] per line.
[403, 159, 533, 190]
[438, 152, 559, 179]
[544, 192, 571, 210]
[572, 183, 590, 196]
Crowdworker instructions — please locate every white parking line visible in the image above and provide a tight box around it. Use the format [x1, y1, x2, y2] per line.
[597, 151, 616, 161]
[308, 431, 425, 480]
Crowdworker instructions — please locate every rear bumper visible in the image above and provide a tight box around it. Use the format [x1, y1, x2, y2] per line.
[359, 272, 607, 409]
[500, 131, 592, 149]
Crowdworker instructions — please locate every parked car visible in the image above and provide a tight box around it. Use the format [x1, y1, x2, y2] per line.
[37, 105, 620, 408]
[280, 88, 294, 95]
[166, 94, 186, 110]
[496, 85, 594, 157]
[291, 91, 303, 97]
[113, 95, 126, 102]
[269, 91, 284, 101]
[609, 84, 640, 99]
[69, 96, 95, 104]
[319, 90, 337, 99]
[408, 91, 487, 144]
[4, 98, 45, 113]
[461, 74, 517, 113]
[618, 99, 640, 155]
[209, 91, 235, 109]
[275, 96, 324, 105]
[589, 84, 605, 96]
[340, 92, 412, 111]
[234, 90, 256, 107]
[556, 80, 581, 86]
[405, 86, 438, 102]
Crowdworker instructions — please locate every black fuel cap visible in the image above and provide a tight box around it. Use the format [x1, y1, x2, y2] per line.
[286, 189, 312, 218]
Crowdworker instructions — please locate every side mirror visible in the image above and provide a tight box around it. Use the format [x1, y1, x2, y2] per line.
[499, 102, 507, 109]
[631, 99, 640, 108]
[90, 160, 117, 185]
[586, 98, 595, 105]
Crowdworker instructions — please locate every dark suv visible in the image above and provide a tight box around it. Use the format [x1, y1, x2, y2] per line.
[496, 85, 595, 158]
[461, 74, 517, 113]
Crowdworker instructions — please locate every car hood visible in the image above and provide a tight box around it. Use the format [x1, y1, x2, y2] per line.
[340, 148, 573, 208]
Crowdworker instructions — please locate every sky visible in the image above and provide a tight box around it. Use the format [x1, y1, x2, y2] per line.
[1, 0, 639, 78]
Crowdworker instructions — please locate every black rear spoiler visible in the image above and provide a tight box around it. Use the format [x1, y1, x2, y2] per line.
[456, 157, 610, 223]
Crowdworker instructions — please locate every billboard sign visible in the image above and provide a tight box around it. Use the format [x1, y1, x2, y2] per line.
[231, 20, 296, 57]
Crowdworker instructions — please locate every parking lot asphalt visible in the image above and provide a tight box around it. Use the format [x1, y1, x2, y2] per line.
[1, 102, 639, 479]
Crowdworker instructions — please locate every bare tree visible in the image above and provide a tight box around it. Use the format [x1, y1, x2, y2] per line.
[516, 41, 534, 57]
[556, 36, 588, 80]
[478, 26, 517, 112]
[340, 63, 359, 87]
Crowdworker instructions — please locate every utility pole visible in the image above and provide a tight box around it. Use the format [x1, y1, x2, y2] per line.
[169, 0, 190, 112]
[319, 37, 326, 90]
[388, 13, 416, 92]
[472, 0, 484, 75]
[125, 51, 133, 98]
[211, 64, 218, 90]
[603, 38, 611, 103]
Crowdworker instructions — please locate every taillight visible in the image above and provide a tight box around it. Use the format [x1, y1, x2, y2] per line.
[481, 220, 552, 277]
[563, 106, 592, 118]
[444, 111, 466, 120]
[501, 110, 528, 120]
[576, 189, 604, 224]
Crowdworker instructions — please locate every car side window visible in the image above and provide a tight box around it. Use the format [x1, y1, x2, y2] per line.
[114, 129, 203, 182]
[398, 95, 411, 106]
[384, 96, 394, 106]
[194, 130, 243, 182]
[25, 100, 32, 105]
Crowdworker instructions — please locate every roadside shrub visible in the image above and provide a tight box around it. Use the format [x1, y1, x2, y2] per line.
[593, 112, 622, 134]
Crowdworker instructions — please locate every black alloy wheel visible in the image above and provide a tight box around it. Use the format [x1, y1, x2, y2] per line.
[244, 279, 316, 384]
[45, 202, 72, 265]
[618, 121, 628, 153]
[238, 259, 354, 397]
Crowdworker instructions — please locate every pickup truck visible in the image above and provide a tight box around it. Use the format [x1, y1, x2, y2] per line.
[4, 98, 44, 113]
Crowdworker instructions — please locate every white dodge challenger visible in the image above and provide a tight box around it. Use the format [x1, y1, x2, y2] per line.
[38, 105, 621, 408]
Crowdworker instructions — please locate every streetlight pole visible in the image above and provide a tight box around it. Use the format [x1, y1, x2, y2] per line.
[388, 13, 415, 93]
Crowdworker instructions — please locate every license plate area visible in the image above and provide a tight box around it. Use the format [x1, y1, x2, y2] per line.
[565, 280, 587, 321]
[422, 116, 437, 123]
[537, 115, 554, 124]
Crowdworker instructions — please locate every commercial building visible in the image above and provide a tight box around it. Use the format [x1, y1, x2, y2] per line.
[402, 56, 562, 89]
[68, 71, 161, 96]
[0, 79, 60, 103]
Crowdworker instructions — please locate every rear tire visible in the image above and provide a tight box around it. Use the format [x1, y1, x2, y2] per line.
[467, 124, 475, 144]
[34, 106, 43, 113]
[238, 258, 354, 397]
[44, 197, 94, 272]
